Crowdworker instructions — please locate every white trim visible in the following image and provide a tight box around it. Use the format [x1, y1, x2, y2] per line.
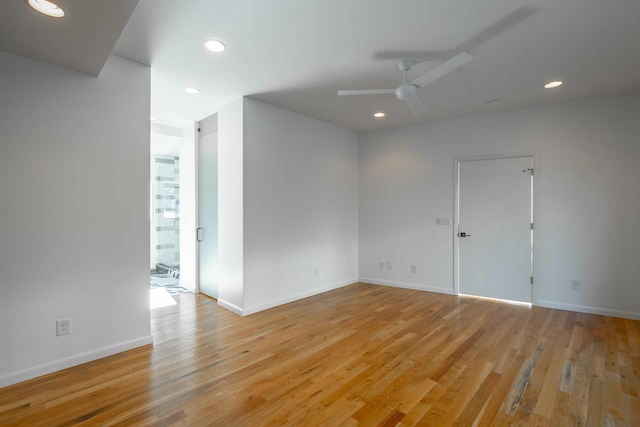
[217, 298, 244, 316]
[531, 153, 540, 306]
[0, 335, 153, 388]
[453, 153, 537, 304]
[239, 279, 357, 316]
[538, 300, 640, 321]
[359, 278, 454, 295]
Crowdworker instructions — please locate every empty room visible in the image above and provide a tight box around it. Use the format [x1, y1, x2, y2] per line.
[1, 0, 639, 425]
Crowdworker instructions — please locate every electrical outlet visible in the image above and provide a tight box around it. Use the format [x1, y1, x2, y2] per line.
[411, 264, 417, 274]
[386, 262, 392, 270]
[570, 279, 581, 290]
[379, 262, 384, 269]
[56, 318, 71, 336]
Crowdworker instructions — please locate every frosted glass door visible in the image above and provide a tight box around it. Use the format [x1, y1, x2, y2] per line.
[198, 130, 218, 298]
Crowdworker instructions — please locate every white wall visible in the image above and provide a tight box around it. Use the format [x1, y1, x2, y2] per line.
[179, 123, 198, 292]
[218, 99, 245, 312]
[0, 52, 152, 387]
[359, 92, 640, 319]
[241, 99, 359, 314]
[217, 98, 359, 315]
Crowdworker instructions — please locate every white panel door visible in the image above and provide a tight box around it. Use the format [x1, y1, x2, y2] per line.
[457, 157, 532, 303]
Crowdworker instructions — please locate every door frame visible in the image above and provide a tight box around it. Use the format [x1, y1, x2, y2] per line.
[453, 153, 538, 305]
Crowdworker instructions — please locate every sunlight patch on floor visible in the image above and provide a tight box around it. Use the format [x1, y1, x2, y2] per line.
[459, 293, 532, 307]
[150, 288, 177, 309]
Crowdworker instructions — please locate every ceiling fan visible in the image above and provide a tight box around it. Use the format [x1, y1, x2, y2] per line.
[338, 52, 472, 116]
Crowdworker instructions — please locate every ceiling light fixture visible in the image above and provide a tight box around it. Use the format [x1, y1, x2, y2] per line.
[544, 80, 563, 89]
[373, 112, 386, 118]
[204, 39, 226, 53]
[184, 87, 200, 94]
[26, 0, 65, 17]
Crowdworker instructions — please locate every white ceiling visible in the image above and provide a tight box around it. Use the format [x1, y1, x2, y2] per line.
[3, 0, 640, 131]
[0, 0, 139, 76]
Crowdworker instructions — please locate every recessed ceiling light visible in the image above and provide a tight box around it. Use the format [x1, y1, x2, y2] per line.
[26, 0, 65, 17]
[373, 112, 386, 118]
[204, 39, 226, 53]
[184, 87, 200, 94]
[544, 80, 563, 89]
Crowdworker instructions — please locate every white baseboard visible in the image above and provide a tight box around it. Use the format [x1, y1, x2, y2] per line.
[240, 278, 357, 316]
[538, 300, 640, 320]
[359, 278, 454, 295]
[217, 298, 244, 316]
[0, 335, 153, 389]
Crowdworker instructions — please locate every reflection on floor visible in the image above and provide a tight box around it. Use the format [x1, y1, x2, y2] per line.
[150, 288, 177, 310]
[150, 274, 191, 310]
[150, 274, 190, 295]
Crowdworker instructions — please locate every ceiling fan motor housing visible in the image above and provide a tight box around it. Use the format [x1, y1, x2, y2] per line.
[395, 83, 418, 101]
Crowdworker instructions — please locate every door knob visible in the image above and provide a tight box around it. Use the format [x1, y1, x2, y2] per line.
[458, 232, 471, 237]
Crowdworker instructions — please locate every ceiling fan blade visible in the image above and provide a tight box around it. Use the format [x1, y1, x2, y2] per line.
[338, 89, 395, 96]
[410, 52, 472, 88]
[403, 93, 427, 116]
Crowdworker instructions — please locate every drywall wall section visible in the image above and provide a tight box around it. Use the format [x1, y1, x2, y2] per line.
[359, 92, 640, 319]
[0, 52, 151, 387]
[178, 123, 198, 292]
[241, 98, 359, 314]
[217, 99, 245, 313]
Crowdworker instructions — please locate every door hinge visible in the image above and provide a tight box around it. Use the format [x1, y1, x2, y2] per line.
[531, 223, 534, 230]
[523, 167, 534, 175]
[530, 276, 534, 285]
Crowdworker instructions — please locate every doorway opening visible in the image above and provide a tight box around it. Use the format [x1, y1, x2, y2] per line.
[150, 124, 195, 309]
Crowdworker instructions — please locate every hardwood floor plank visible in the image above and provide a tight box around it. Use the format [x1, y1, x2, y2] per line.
[623, 393, 640, 427]
[501, 342, 543, 416]
[475, 352, 527, 426]
[453, 370, 501, 426]
[398, 382, 448, 427]
[625, 319, 640, 358]
[0, 283, 638, 426]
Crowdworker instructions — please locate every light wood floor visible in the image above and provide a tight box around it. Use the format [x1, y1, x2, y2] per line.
[1, 283, 639, 426]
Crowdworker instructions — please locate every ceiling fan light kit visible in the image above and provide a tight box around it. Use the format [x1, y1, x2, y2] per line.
[394, 83, 417, 101]
[338, 52, 472, 116]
